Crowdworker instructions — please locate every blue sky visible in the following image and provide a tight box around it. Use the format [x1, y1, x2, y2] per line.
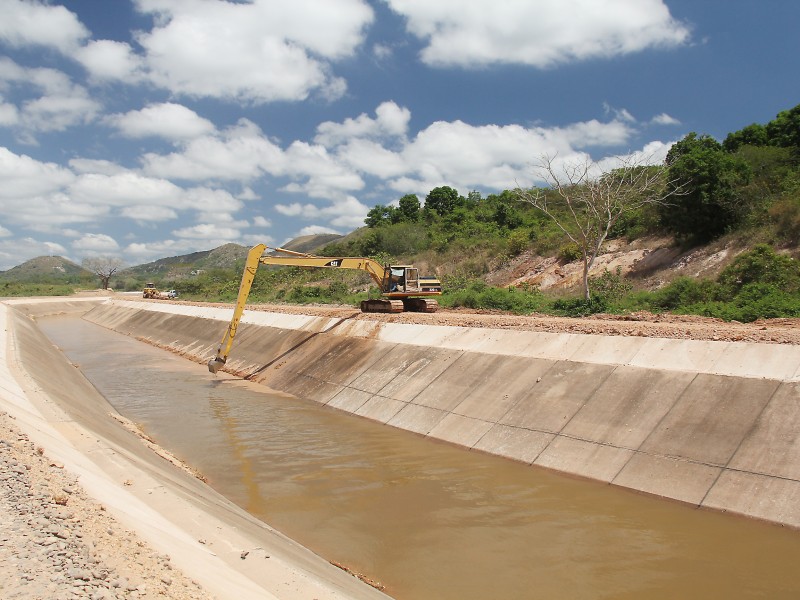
[0, 0, 798, 270]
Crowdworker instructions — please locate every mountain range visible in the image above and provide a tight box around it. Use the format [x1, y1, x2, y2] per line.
[0, 233, 343, 284]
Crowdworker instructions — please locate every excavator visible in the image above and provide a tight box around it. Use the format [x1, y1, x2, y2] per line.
[207, 243, 442, 373]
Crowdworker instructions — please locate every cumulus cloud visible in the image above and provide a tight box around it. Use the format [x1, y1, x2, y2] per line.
[141, 119, 284, 181]
[0, 58, 101, 137]
[385, 0, 690, 67]
[74, 39, 146, 82]
[72, 232, 120, 253]
[0, 0, 89, 53]
[172, 223, 244, 240]
[126, 0, 373, 103]
[314, 101, 411, 146]
[275, 195, 370, 229]
[104, 102, 216, 141]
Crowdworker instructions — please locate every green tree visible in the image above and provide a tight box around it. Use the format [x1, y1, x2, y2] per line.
[397, 194, 421, 221]
[364, 204, 396, 227]
[425, 186, 460, 216]
[662, 133, 751, 243]
[766, 103, 800, 149]
[723, 123, 768, 152]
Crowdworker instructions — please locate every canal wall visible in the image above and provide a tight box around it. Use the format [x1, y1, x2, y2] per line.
[73, 299, 800, 528]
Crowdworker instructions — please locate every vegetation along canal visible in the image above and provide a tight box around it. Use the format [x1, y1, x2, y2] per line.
[40, 315, 800, 600]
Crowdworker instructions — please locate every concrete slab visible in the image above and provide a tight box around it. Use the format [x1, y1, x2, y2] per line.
[499, 361, 615, 433]
[534, 437, 634, 483]
[291, 337, 392, 387]
[327, 387, 372, 413]
[427, 413, 494, 448]
[355, 395, 407, 424]
[472, 424, 553, 464]
[711, 342, 800, 380]
[626, 338, 726, 374]
[612, 453, 721, 506]
[345, 345, 429, 394]
[377, 348, 462, 403]
[374, 321, 459, 348]
[562, 366, 695, 449]
[411, 354, 509, 412]
[256, 371, 343, 405]
[462, 329, 544, 356]
[387, 403, 448, 435]
[567, 334, 646, 366]
[519, 332, 588, 361]
[702, 470, 800, 529]
[451, 356, 552, 422]
[639, 374, 780, 466]
[726, 382, 800, 480]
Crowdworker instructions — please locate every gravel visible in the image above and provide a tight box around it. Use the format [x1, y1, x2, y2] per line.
[0, 411, 213, 600]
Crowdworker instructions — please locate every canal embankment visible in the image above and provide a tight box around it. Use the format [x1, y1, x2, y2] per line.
[74, 297, 800, 530]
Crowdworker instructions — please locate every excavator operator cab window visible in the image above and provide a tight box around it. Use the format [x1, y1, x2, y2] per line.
[390, 267, 405, 291]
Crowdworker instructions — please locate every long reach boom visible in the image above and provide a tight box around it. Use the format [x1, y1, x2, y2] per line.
[208, 244, 441, 373]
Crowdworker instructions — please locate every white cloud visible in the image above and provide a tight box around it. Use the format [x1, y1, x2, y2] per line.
[68, 158, 129, 176]
[315, 101, 411, 146]
[281, 141, 364, 198]
[104, 102, 216, 141]
[275, 195, 370, 229]
[253, 216, 271, 228]
[141, 119, 284, 181]
[172, 223, 244, 240]
[386, 0, 690, 68]
[0, 0, 89, 53]
[72, 233, 120, 253]
[0, 147, 76, 198]
[652, 113, 681, 126]
[0, 96, 19, 126]
[0, 224, 11, 238]
[74, 39, 146, 82]
[0, 59, 101, 136]
[69, 172, 185, 208]
[128, 0, 373, 103]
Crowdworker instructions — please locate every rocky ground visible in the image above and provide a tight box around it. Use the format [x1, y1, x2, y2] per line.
[0, 410, 213, 600]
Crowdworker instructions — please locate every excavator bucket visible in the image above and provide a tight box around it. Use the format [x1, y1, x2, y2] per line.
[207, 357, 226, 374]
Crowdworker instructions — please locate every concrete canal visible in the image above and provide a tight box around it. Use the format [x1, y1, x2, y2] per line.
[36, 313, 800, 600]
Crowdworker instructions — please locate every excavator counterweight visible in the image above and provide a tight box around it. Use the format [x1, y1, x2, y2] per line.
[208, 244, 442, 373]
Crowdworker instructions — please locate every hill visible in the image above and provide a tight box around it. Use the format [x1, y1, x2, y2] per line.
[120, 243, 250, 278]
[0, 256, 92, 283]
[279, 233, 343, 254]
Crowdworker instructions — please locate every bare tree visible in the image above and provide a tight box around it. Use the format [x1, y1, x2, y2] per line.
[515, 154, 680, 301]
[82, 257, 124, 290]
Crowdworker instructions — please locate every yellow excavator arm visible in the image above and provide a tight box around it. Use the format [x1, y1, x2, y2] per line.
[207, 243, 266, 373]
[208, 244, 441, 373]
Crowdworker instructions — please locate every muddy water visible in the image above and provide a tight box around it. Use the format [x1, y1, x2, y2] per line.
[39, 315, 800, 600]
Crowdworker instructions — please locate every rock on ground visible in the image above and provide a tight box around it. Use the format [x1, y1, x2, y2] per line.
[0, 410, 213, 600]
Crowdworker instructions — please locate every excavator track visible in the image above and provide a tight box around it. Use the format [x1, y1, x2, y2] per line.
[360, 299, 405, 313]
[402, 298, 439, 313]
